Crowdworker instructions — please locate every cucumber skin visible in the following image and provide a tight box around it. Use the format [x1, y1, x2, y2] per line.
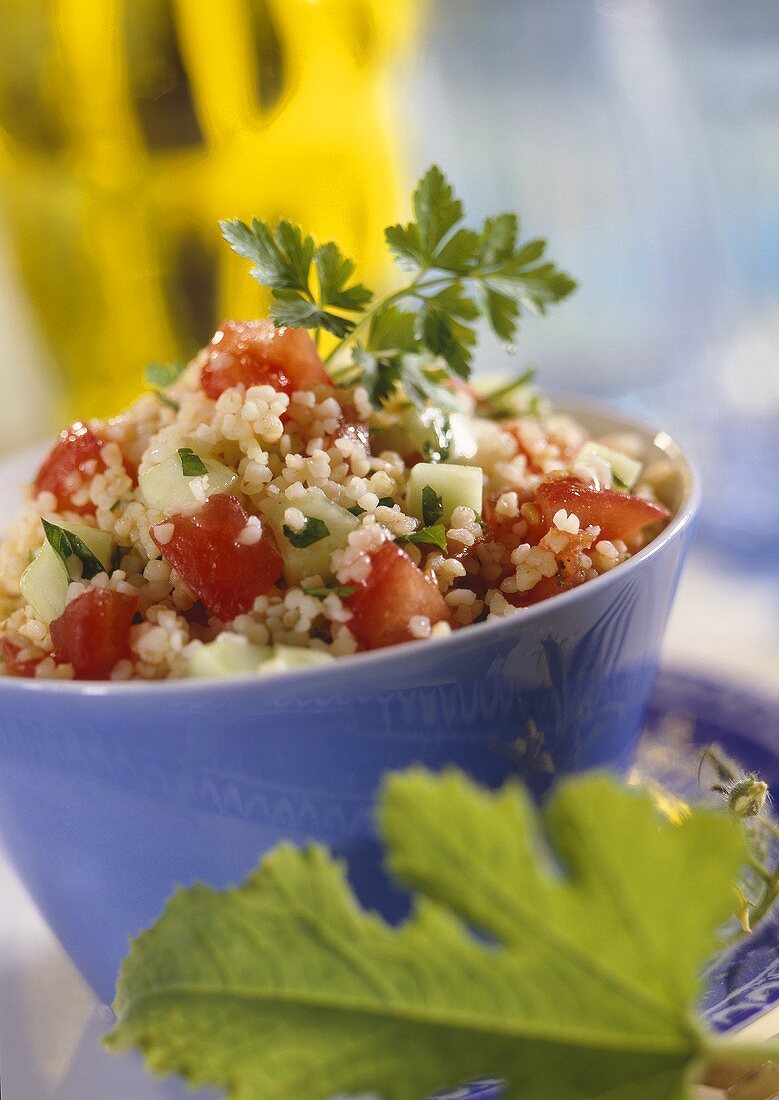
[20, 522, 116, 625]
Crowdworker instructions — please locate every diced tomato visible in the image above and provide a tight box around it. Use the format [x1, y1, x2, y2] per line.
[345, 541, 450, 650]
[483, 493, 546, 553]
[151, 494, 282, 621]
[536, 476, 670, 543]
[0, 636, 40, 678]
[50, 588, 137, 680]
[201, 320, 332, 399]
[34, 422, 104, 513]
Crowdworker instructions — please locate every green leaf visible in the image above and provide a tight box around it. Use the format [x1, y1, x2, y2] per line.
[366, 306, 419, 356]
[421, 484, 444, 526]
[313, 242, 372, 312]
[398, 524, 448, 553]
[478, 213, 518, 266]
[399, 356, 461, 412]
[42, 519, 105, 581]
[151, 390, 180, 412]
[385, 165, 465, 270]
[282, 516, 330, 549]
[413, 164, 464, 260]
[417, 285, 478, 378]
[107, 771, 766, 1100]
[270, 292, 355, 339]
[145, 362, 185, 389]
[432, 227, 481, 274]
[478, 283, 520, 343]
[301, 585, 356, 599]
[177, 448, 208, 478]
[219, 218, 314, 292]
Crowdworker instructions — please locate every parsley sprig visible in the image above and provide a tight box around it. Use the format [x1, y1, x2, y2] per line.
[219, 220, 371, 343]
[220, 166, 575, 408]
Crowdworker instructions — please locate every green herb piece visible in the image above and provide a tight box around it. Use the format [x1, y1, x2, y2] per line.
[347, 505, 364, 517]
[219, 219, 371, 342]
[222, 166, 575, 409]
[107, 770, 770, 1099]
[302, 585, 356, 599]
[177, 448, 208, 478]
[377, 496, 396, 508]
[152, 390, 180, 412]
[476, 367, 537, 419]
[145, 362, 185, 389]
[613, 473, 631, 493]
[421, 485, 444, 526]
[398, 524, 448, 553]
[42, 519, 105, 581]
[282, 517, 330, 549]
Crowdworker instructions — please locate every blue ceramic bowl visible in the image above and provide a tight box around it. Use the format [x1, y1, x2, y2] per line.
[0, 401, 698, 1002]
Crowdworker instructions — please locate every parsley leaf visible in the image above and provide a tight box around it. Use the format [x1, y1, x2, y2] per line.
[421, 485, 444, 526]
[220, 219, 371, 343]
[42, 519, 105, 581]
[145, 362, 185, 389]
[282, 517, 330, 548]
[302, 585, 356, 599]
[107, 770, 769, 1099]
[177, 448, 208, 478]
[145, 363, 184, 411]
[398, 524, 448, 553]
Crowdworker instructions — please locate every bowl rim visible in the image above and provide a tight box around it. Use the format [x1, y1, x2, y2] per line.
[0, 395, 700, 698]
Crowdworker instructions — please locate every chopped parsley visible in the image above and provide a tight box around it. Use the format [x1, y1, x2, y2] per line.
[145, 363, 185, 412]
[283, 517, 331, 548]
[421, 485, 444, 527]
[398, 525, 448, 554]
[145, 362, 185, 388]
[178, 448, 208, 478]
[42, 519, 105, 581]
[303, 585, 356, 599]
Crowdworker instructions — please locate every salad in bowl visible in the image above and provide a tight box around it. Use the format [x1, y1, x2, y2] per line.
[0, 167, 672, 684]
[0, 169, 697, 1003]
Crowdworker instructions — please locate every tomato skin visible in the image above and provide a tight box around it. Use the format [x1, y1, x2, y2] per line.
[50, 588, 137, 680]
[151, 494, 283, 621]
[34, 422, 104, 513]
[345, 541, 451, 650]
[201, 320, 332, 399]
[0, 637, 40, 678]
[536, 476, 670, 543]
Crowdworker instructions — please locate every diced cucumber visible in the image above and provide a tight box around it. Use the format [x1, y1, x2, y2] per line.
[262, 489, 359, 584]
[258, 646, 335, 673]
[448, 413, 508, 467]
[406, 463, 483, 523]
[186, 635, 273, 678]
[20, 522, 116, 624]
[574, 442, 642, 491]
[186, 637, 333, 678]
[472, 371, 537, 417]
[139, 450, 237, 513]
[374, 406, 452, 463]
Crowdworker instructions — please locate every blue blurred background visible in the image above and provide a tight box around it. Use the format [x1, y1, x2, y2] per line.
[407, 0, 779, 568]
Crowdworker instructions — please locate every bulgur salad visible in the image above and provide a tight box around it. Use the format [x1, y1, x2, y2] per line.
[0, 167, 672, 681]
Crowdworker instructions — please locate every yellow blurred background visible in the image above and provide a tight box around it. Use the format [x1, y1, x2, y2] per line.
[0, 0, 418, 421]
